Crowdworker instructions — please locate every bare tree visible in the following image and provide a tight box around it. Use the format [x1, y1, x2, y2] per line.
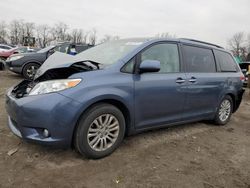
[51, 22, 68, 41]
[247, 34, 250, 52]
[100, 35, 120, 43]
[9, 19, 34, 45]
[9, 19, 22, 45]
[3, 18, 107, 47]
[89, 28, 97, 45]
[19, 20, 26, 45]
[65, 33, 72, 42]
[246, 34, 250, 61]
[71, 29, 78, 43]
[82, 31, 89, 44]
[0, 21, 8, 43]
[155, 32, 176, 38]
[24, 22, 35, 37]
[36, 24, 51, 48]
[228, 32, 245, 57]
[71, 29, 87, 43]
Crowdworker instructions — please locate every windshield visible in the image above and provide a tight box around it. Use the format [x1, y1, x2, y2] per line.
[54, 43, 70, 53]
[37, 45, 55, 53]
[74, 38, 148, 65]
[16, 47, 27, 53]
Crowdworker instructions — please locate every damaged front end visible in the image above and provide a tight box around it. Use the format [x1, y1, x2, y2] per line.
[11, 80, 35, 98]
[11, 52, 100, 98]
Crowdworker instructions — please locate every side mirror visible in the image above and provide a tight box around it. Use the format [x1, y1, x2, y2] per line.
[139, 60, 160, 73]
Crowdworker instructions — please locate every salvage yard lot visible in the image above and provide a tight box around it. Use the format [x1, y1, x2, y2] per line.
[0, 70, 250, 188]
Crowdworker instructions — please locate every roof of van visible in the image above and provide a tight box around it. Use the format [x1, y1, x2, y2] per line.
[115, 37, 225, 51]
[95, 38, 225, 51]
[178, 38, 224, 49]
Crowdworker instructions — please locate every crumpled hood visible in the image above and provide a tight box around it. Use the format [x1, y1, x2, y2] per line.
[34, 52, 76, 79]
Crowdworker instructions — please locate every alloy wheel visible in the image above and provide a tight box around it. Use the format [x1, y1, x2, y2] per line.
[26, 65, 38, 78]
[218, 99, 231, 122]
[87, 114, 120, 151]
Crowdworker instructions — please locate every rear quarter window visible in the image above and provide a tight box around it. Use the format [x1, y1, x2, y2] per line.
[214, 50, 238, 72]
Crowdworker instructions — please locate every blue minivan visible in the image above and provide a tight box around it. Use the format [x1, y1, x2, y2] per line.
[5, 38, 245, 159]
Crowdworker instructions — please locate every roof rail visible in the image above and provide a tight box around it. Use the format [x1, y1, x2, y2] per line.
[180, 38, 224, 49]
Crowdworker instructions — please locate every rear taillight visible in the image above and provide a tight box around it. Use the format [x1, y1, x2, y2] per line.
[240, 72, 245, 81]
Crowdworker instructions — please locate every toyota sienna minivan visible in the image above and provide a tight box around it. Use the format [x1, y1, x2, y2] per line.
[5, 38, 245, 159]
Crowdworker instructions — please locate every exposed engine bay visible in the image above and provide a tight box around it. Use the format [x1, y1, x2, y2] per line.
[11, 61, 99, 98]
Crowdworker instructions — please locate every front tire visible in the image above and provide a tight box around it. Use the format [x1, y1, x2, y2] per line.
[213, 95, 233, 125]
[22, 63, 40, 79]
[74, 103, 125, 159]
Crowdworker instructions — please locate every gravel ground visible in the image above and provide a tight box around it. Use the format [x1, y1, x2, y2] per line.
[0, 70, 250, 188]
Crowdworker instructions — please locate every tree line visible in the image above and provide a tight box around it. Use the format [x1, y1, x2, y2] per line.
[0, 19, 250, 62]
[0, 19, 121, 47]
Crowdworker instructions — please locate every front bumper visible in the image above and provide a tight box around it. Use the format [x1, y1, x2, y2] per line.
[8, 116, 22, 138]
[5, 89, 82, 148]
[5, 61, 22, 74]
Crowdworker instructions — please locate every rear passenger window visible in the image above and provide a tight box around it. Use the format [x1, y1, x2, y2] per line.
[214, 50, 238, 72]
[182, 45, 216, 73]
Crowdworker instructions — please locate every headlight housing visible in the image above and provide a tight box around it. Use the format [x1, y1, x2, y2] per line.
[7, 55, 24, 61]
[29, 79, 82, 96]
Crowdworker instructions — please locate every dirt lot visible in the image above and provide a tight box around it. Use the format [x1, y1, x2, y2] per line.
[0, 70, 250, 188]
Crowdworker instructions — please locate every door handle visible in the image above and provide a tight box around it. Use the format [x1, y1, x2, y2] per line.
[189, 77, 197, 83]
[176, 78, 186, 84]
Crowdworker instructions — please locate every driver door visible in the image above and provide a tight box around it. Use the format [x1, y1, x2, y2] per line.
[134, 43, 187, 129]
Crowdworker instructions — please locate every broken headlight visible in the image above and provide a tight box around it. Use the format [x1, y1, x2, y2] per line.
[29, 79, 81, 96]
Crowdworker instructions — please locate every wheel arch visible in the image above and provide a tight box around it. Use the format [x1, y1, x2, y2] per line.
[21, 61, 42, 74]
[225, 93, 236, 113]
[71, 98, 132, 148]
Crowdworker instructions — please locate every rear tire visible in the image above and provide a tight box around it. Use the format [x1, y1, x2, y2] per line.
[22, 63, 40, 79]
[74, 103, 125, 159]
[213, 95, 233, 125]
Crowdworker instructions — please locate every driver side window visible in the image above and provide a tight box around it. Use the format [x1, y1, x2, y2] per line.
[141, 43, 180, 73]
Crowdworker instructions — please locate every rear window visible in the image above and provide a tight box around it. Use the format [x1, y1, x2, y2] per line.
[182, 45, 216, 72]
[214, 50, 238, 72]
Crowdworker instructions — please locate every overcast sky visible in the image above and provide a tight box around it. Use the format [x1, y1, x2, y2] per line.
[1, 0, 249, 47]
